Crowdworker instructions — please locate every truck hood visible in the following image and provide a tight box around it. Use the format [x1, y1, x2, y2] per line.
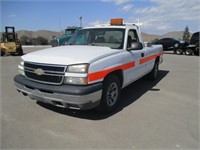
[22, 45, 120, 65]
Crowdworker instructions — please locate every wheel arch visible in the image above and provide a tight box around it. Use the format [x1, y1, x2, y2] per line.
[103, 69, 123, 88]
[155, 56, 160, 64]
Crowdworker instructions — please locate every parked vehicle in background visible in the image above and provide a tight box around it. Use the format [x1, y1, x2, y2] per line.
[50, 26, 81, 47]
[189, 32, 199, 56]
[0, 26, 23, 56]
[190, 32, 199, 45]
[176, 32, 199, 56]
[154, 38, 189, 52]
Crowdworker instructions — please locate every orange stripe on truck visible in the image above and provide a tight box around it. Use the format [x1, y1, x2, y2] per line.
[139, 52, 163, 65]
[88, 61, 135, 82]
[88, 52, 162, 82]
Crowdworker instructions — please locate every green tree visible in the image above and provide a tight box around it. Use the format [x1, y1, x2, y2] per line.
[182, 26, 190, 42]
[151, 38, 159, 43]
[30, 36, 48, 45]
[37, 36, 48, 45]
[20, 35, 30, 45]
[31, 38, 40, 45]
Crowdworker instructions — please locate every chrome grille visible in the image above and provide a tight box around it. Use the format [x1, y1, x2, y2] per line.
[24, 62, 66, 85]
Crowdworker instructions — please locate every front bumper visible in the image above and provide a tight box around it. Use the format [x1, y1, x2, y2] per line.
[14, 75, 103, 110]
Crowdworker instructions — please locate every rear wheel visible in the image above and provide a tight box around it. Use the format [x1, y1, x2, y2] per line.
[185, 49, 193, 56]
[147, 59, 159, 80]
[176, 49, 183, 55]
[97, 74, 121, 113]
[194, 44, 199, 56]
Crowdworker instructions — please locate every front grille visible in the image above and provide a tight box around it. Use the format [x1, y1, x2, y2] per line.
[24, 63, 65, 72]
[24, 62, 66, 85]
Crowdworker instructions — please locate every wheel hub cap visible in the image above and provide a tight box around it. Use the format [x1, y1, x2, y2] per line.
[106, 83, 118, 107]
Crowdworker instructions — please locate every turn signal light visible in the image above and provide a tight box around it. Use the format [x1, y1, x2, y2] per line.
[110, 18, 123, 25]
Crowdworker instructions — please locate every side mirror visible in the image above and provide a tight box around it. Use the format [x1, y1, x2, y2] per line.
[128, 42, 143, 51]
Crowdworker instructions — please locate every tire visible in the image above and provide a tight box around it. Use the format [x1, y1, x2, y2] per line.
[17, 48, 23, 56]
[176, 49, 183, 55]
[97, 74, 121, 113]
[147, 60, 159, 80]
[194, 46, 199, 56]
[194, 51, 199, 56]
[1, 49, 5, 56]
[185, 49, 193, 56]
[11, 53, 16, 56]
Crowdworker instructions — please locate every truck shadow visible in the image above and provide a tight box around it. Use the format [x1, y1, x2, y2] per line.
[37, 70, 169, 120]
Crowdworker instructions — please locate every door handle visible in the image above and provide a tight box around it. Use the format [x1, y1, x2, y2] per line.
[141, 53, 144, 57]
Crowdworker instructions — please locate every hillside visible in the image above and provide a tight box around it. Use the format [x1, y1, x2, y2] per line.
[16, 30, 61, 39]
[15, 30, 185, 42]
[141, 32, 160, 42]
[160, 31, 184, 39]
[141, 31, 184, 41]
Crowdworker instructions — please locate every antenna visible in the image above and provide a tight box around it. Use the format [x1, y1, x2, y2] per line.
[124, 18, 143, 27]
[136, 18, 143, 26]
[59, 17, 60, 30]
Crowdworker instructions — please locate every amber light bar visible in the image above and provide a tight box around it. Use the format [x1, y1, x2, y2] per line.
[110, 18, 123, 25]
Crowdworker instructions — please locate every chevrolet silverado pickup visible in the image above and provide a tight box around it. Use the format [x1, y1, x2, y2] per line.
[14, 18, 163, 113]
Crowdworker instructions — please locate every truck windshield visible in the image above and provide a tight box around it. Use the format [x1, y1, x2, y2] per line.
[68, 28, 125, 49]
[65, 29, 76, 35]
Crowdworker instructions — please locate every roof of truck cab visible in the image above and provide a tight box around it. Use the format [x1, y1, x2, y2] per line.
[83, 24, 138, 30]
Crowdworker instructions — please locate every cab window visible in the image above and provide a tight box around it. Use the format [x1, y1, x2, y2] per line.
[127, 30, 139, 48]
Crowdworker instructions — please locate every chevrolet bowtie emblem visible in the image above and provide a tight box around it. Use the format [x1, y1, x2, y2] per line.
[34, 68, 44, 76]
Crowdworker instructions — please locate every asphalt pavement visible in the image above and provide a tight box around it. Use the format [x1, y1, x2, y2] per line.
[1, 47, 199, 149]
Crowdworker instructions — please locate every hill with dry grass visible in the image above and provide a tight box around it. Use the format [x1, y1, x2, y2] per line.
[16, 30, 61, 40]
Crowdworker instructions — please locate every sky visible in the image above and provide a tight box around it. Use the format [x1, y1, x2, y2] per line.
[1, 0, 199, 35]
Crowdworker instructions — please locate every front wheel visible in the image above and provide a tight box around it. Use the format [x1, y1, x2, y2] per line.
[17, 48, 23, 56]
[1, 49, 5, 56]
[97, 75, 121, 113]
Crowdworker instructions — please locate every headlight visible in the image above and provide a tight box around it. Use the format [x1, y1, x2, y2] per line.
[18, 59, 25, 76]
[64, 77, 88, 85]
[67, 64, 89, 73]
[64, 64, 89, 85]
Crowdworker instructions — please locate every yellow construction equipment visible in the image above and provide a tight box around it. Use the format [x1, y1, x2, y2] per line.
[1, 26, 23, 56]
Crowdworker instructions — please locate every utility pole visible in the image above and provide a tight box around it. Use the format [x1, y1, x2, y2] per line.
[79, 16, 82, 27]
[59, 16, 62, 35]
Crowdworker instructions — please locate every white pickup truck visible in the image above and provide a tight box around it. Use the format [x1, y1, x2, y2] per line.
[14, 18, 163, 113]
